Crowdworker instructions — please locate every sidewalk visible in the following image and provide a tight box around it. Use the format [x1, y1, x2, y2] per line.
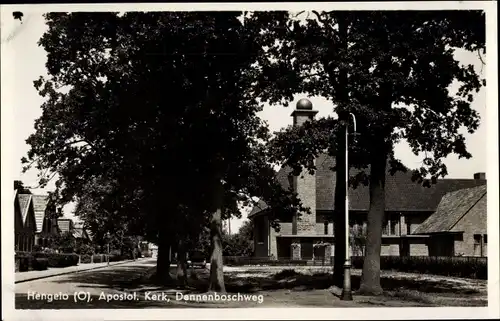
[15, 258, 142, 283]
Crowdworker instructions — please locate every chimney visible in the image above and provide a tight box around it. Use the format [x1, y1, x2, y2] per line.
[473, 172, 486, 180]
[291, 99, 318, 235]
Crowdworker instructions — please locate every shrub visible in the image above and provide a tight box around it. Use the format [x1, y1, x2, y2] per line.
[32, 252, 79, 268]
[16, 251, 79, 270]
[32, 258, 49, 271]
[223, 256, 308, 266]
[16, 252, 33, 272]
[273, 269, 301, 279]
[41, 247, 58, 254]
[76, 243, 95, 256]
[92, 254, 106, 263]
[80, 255, 92, 264]
[15, 257, 21, 272]
[109, 254, 125, 262]
[334, 256, 487, 279]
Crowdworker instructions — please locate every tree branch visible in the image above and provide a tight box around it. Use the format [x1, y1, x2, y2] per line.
[291, 11, 306, 19]
[311, 11, 326, 23]
[477, 48, 485, 74]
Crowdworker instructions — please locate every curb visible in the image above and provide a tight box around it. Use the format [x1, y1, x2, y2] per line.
[15, 259, 142, 284]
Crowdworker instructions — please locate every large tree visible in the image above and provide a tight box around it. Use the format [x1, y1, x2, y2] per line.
[24, 11, 305, 291]
[249, 10, 485, 294]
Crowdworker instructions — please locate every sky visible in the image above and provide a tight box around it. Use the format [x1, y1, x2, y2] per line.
[1, 11, 488, 234]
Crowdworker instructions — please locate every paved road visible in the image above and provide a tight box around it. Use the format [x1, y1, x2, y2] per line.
[16, 258, 159, 309]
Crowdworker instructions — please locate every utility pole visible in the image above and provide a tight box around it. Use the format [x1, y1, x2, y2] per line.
[341, 113, 357, 301]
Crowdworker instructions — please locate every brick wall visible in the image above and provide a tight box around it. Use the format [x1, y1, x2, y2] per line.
[269, 217, 278, 259]
[409, 240, 429, 256]
[296, 163, 317, 235]
[452, 195, 487, 256]
[407, 214, 428, 234]
[292, 109, 318, 236]
[400, 214, 407, 235]
[279, 222, 294, 235]
[380, 245, 391, 256]
[314, 222, 333, 235]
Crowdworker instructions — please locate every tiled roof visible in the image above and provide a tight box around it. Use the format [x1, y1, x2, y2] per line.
[57, 219, 73, 233]
[414, 185, 487, 234]
[249, 154, 487, 218]
[72, 228, 84, 238]
[17, 194, 32, 225]
[32, 195, 49, 233]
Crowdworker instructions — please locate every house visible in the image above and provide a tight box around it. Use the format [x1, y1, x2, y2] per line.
[149, 243, 159, 258]
[57, 218, 74, 234]
[14, 190, 37, 252]
[57, 218, 91, 242]
[73, 221, 91, 241]
[32, 195, 60, 247]
[414, 184, 487, 257]
[72, 227, 92, 243]
[249, 102, 487, 260]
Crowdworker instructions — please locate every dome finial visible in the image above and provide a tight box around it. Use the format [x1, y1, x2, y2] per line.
[296, 98, 313, 110]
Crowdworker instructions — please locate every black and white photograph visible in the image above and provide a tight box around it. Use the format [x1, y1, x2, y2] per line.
[1, 2, 498, 320]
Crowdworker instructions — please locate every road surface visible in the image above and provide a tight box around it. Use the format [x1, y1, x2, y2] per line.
[16, 258, 159, 309]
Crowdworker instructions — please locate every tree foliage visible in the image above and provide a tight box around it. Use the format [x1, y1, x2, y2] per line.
[248, 10, 485, 293]
[223, 220, 254, 257]
[14, 180, 32, 194]
[24, 12, 305, 290]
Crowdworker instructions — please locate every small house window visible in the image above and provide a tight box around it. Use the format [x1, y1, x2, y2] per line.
[390, 217, 397, 235]
[287, 174, 295, 191]
[383, 219, 389, 235]
[473, 234, 483, 257]
[324, 221, 329, 235]
[256, 218, 265, 243]
[483, 234, 487, 244]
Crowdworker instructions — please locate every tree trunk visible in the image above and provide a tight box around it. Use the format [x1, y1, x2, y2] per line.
[176, 238, 188, 288]
[208, 181, 226, 293]
[358, 147, 387, 295]
[156, 228, 173, 285]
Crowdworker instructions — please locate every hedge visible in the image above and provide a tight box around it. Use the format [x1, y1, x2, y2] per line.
[347, 255, 487, 279]
[15, 251, 79, 271]
[223, 255, 487, 279]
[34, 252, 80, 268]
[32, 258, 49, 271]
[79, 254, 130, 264]
[224, 256, 308, 266]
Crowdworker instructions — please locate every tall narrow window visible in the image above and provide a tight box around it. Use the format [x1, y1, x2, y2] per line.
[473, 234, 482, 257]
[389, 215, 397, 235]
[383, 218, 389, 235]
[324, 221, 329, 235]
[256, 218, 265, 243]
[483, 234, 488, 257]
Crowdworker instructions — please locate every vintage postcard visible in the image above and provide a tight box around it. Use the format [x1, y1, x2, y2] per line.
[1, 1, 498, 320]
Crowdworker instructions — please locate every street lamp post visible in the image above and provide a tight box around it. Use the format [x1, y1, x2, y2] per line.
[341, 113, 357, 301]
[106, 232, 110, 266]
